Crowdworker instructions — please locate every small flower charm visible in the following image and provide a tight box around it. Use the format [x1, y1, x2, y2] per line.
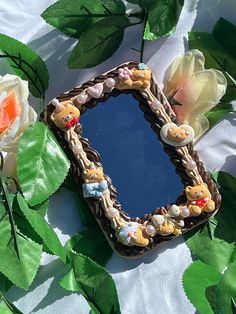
[137, 63, 148, 70]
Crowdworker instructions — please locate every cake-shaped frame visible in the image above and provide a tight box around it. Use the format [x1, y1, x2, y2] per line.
[43, 61, 221, 258]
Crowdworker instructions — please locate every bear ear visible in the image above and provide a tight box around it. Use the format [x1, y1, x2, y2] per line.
[185, 186, 192, 192]
[201, 183, 207, 189]
[84, 169, 88, 174]
[132, 68, 137, 72]
[168, 127, 174, 132]
[51, 113, 56, 121]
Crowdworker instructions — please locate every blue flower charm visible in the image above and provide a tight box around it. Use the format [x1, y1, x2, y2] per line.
[137, 63, 147, 70]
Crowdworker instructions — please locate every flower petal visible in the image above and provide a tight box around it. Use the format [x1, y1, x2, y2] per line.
[0, 74, 37, 152]
[164, 49, 205, 97]
[173, 69, 227, 124]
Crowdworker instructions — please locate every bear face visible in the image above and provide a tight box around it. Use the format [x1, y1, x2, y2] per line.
[51, 101, 80, 129]
[167, 127, 189, 142]
[131, 68, 151, 83]
[185, 183, 211, 201]
[83, 166, 105, 183]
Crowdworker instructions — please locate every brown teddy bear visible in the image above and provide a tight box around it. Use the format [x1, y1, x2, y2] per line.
[167, 126, 189, 142]
[50, 99, 80, 129]
[185, 183, 215, 216]
[82, 165, 108, 199]
[118, 64, 151, 90]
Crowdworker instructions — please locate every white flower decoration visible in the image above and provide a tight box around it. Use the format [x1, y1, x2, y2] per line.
[163, 49, 227, 140]
[0, 74, 37, 176]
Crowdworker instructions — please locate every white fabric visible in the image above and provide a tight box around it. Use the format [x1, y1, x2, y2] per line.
[1, 0, 236, 313]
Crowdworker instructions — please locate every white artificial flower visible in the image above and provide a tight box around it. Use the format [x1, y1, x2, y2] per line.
[163, 49, 227, 140]
[0, 74, 37, 177]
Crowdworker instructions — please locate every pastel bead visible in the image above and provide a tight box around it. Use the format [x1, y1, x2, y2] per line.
[72, 143, 83, 154]
[107, 207, 119, 218]
[76, 93, 88, 104]
[176, 220, 185, 228]
[181, 207, 190, 217]
[105, 78, 116, 88]
[186, 160, 197, 170]
[145, 224, 156, 236]
[150, 99, 161, 111]
[168, 205, 180, 217]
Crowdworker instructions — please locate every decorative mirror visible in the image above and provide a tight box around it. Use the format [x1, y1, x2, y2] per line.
[44, 62, 221, 258]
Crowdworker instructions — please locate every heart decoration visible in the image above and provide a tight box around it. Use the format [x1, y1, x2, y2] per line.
[87, 83, 104, 99]
[160, 123, 195, 147]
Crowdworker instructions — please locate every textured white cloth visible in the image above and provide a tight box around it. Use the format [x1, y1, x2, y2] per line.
[1, 0, 236, 313]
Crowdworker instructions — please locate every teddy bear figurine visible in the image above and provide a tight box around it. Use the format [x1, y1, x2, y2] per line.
[167, 126, 189, 142]
[50, 98, 80, 129]
[117, 222, 149, 247]
[82, 164, 108, 199]
[117, 63, 151, 90]
[185, 183, 215, 216]
[151, 214, 182, 236]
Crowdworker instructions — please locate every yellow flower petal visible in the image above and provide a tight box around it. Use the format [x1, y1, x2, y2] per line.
[164, 49, 205, 97]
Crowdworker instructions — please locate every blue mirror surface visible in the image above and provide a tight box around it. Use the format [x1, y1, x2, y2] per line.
[81, 94, 183, 217]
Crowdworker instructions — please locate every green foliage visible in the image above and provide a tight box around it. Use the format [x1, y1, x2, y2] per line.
[17, 193, 67, 263]
[0, 188, 42, 290]
[41, 0, 126, 38]
[213, 18, 236, 59]
[183, 172, 236, 313]
[182, 261, 221, 314]
[17, 122, 70, 206]
[61, 253, 121, 314]
[144, 0, 183, 40]
[0, 33, 48, 98]
[0, 291, 23, 314]
[205, 102, 236, 129]
[216, 263, 236, 314]
[65, 226, 113, 266]
[185, 172, 236, 272]
[68, 16, 130, 68]
[42, 0, 184, 67]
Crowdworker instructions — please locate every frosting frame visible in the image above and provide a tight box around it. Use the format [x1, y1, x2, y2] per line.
[43, 61, 221, 258]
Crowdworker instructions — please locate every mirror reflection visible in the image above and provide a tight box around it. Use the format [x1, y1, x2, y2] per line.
[81, 94, 183, 217]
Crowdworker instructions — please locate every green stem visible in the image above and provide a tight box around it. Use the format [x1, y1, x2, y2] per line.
[140, 13, 148, 63]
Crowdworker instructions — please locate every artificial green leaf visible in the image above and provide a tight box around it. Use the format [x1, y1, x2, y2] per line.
[66, 226, 112, 266]
[213, 18, 236, 59]
[216, 263, 236, 314]
[188, 31, 236, 102]
[185, 171, 236, 272]
[205, 102, 235, 129]
[59, 269, 79, 292]
[30, 199, 49, 217]
[182, 261, 221, 314]
[0, 198, 42, 290]
[17, 193, 67, 263]
[0, 291, 23, 314]
[144, 0, 183, 40]
[68, 16, 130, 68]
[41, 0, 126, 38]
[63, 173, 96, 226]
[17, 122, 70, 206]
[0, 273, 12, 293]
[69, 253, 120, 314]
[0, 33, 49, 98]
